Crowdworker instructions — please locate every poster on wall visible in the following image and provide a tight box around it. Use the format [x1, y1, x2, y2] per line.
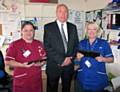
[0, 0, 25, 44]
[0, 0, 25, 17]
[86, 10, 102, 26]
[0, 11, 22, 44]
[68, 9, 85, 40]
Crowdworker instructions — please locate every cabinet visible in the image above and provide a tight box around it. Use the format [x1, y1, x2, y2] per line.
[102, 8, 120, 76]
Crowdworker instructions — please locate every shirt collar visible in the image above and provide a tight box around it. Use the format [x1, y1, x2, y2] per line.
[56, 20, 67, 26]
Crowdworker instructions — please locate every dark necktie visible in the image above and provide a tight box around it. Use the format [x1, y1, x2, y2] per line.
[61, 24, 67, 53]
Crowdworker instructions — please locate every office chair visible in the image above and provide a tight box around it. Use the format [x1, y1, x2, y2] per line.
[0, 50, 11, 92]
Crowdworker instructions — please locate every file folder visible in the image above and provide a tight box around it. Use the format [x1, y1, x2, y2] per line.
[78, 50, 100, 58]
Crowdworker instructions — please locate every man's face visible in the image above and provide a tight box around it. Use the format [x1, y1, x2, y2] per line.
[56, 6, 68, 23]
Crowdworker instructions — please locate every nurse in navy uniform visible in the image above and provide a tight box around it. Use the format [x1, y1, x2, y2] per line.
[76, 22, 114, 92]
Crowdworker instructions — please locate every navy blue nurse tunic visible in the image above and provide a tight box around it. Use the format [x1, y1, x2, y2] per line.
[77, 38, 113, 91]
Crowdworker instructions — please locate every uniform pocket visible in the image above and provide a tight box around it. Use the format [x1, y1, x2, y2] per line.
[77, 69, 83, 81]
[14, 73, 27, 87]
[14, 73, 27, 78]
[96, 71, 109, 89]
[97, 71, 107, 75]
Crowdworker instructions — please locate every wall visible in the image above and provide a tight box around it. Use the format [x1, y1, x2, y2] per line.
[58, 0, 86, 11]
[25, 3, 57, 17]
[85, 0, 109, 11]
[58, 0, 109, 11]
[24, 0, 109, 16]
[2, 0, 120, 77]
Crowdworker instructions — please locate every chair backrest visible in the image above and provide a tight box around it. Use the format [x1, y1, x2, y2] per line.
[0, 50, 5, 78]
[0, 50, 10, 85]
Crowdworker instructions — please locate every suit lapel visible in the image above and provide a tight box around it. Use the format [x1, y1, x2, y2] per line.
[54, 21, 62, 39]
[67, 22, 72, 53]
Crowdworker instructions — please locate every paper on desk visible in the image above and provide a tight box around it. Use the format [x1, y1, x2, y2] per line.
[111, 76, 120, 90]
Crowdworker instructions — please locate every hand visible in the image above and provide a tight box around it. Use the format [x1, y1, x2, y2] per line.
[76, 53, 84, 61]
[74, 65, 80, 71]
[95, 56, 105, 62]
[61, 57, 72, 67]
[23, 62, 34, 68]
[40, 61, 46, 66]
[34, 61, 46, 67]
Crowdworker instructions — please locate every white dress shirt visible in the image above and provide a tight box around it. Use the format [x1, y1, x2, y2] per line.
[57, 20, 68, 42]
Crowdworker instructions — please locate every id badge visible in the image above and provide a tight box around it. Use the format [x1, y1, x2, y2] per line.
[85, 60, 91, 68]
[23, 50, 31, 57]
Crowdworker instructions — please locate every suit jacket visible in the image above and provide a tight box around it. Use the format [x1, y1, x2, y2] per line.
[44, 21, 79, 75]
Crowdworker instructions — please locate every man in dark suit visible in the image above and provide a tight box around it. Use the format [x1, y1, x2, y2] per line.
[44, 4, 79, 92]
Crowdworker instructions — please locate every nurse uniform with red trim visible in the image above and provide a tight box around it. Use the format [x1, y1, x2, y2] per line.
[5, 38, 46, 92]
